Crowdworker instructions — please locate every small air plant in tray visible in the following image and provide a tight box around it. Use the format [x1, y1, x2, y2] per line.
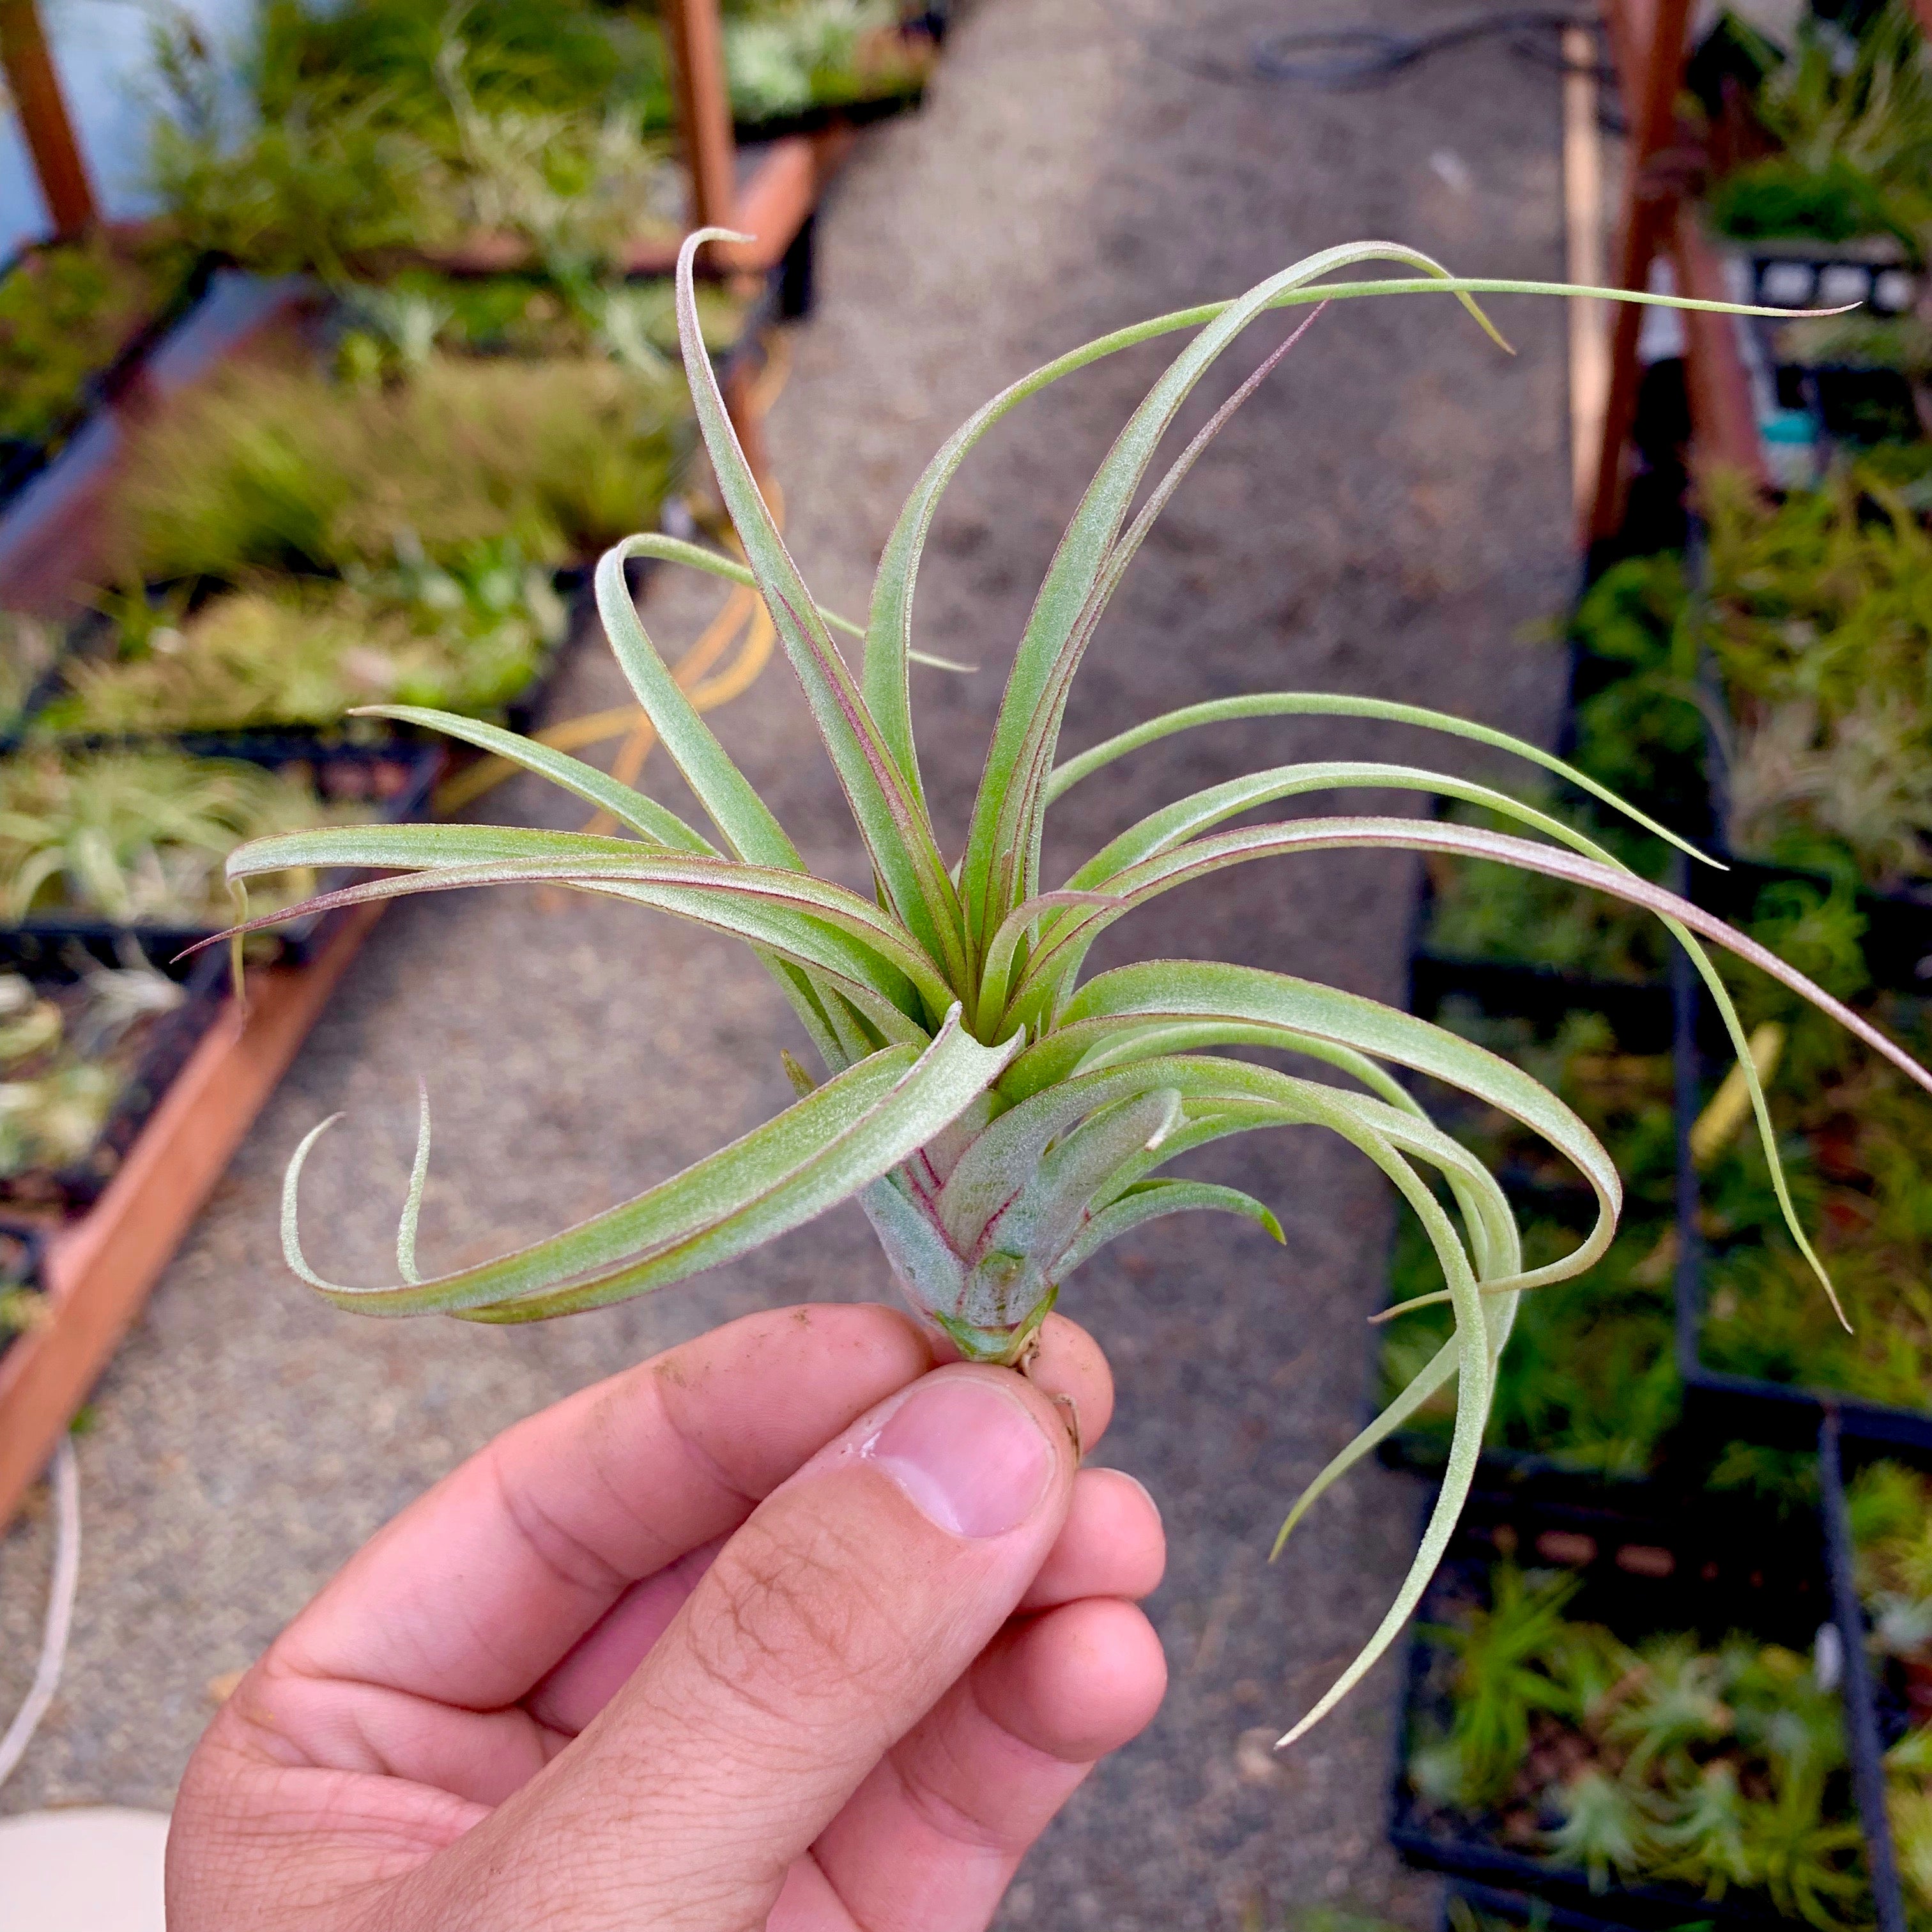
[0, 741, 441, 971]
[1392, 1486, 1878, 1931]
[0, 954, 229, 1213]
[214, 233, 1932, 1740]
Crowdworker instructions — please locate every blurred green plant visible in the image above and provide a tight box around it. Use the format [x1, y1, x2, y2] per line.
[38, 539, 568, 735]
[0, 963, 187, 1184]
[1709, 2, 1932, 247]
[108, 352, 688, 586]
[148, 0, 682, 275]
[0, 749, 353, 927]
[1412, 1563, 1870, 1923]
[0, 233, 195, 450]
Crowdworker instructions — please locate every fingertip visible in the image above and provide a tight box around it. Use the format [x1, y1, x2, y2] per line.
[1026, 1314, 1116, 1453]
[1020, 1466, 1166, 1611]
[634, 1301, 937, 1499]
[976, 1597, 1167, 1765]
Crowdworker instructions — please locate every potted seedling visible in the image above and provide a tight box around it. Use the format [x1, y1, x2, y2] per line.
[209, 234, 1932, 1738]
[1393, 1492, 1876, 1929]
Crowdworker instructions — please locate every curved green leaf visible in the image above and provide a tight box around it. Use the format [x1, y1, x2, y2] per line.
[1054, 1177, 1284, 1276]
[1011, 819, 1932, 1096]
[595, 537, 802, 870]
[958, 243, 1496, 953]
[352, 705, 717, 852]
[217, 853, 949, 1039]
[979, 304, 1333, 953]
[675, 233, 968, 988]
[1061, 760, 1621, 893]
[1046, 691, 1716, 867]
[285, 1008, 1016, 1318]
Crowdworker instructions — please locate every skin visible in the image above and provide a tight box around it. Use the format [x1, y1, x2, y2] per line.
[167, 1303, 1168, 1930]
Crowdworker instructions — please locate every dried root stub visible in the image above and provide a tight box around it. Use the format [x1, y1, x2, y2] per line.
[218, 235, 1916, 1745]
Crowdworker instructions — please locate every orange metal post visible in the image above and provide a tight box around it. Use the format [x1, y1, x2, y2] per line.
[0, 0, 95, 234]
[662, 0, 738, 233]
[1586, 0, 1694, 545]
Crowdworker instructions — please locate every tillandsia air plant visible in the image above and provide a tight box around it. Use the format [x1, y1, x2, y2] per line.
[219, 234, 1932, 1741]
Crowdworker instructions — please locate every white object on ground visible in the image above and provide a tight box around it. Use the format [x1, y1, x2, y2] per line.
[0, 1807, 169, 1931]
[0, 1434, 79, 1790]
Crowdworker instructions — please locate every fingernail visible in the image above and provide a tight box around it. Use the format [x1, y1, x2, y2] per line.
[1118, 1469, 1162, 1528]
[866, 1376, 1054, 1539]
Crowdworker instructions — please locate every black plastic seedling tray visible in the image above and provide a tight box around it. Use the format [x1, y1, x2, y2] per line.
[0, 738, 443, 974]
[0, 250, 218, 517]
[1441, 1877, 1666, 1932]
[0, 949, 231, 1215]
[1816, 1416, 1913, 1932]
[0, 1224, 45, 1371]
[1390, 1478, 1880, 1932]
[24, 567, 594, 753]
[1373, 947, 1689, 1496]
[1669, 951, 1932, 1461]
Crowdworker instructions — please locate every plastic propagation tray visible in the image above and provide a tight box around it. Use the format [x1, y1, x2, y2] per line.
[1669, 951, 1932, 1461]
[0, 739, 443, 974]
[0, 250, 218, 516]
[0, 950, 231, 1214]
[1374, 944, 1690, 1494]
[1389, 1478, 1883, 1932]
[22, 567, 595, 754]
[0, 1225, 43, 1372]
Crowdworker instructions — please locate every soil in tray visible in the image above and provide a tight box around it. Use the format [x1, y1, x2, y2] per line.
[1685, 966, 1932, 1425]
[1397, 1513, 1873, 1931]
[0, 959, 220, 1209]
[1844, 1460, 1932, 1931]
[0, 232, 204, 487]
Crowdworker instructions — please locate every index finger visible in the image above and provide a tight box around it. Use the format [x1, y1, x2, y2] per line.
[275, 1303, 935, 1709]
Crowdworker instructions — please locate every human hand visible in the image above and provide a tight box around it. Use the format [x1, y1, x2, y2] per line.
[167, 1303, 1167, 1929]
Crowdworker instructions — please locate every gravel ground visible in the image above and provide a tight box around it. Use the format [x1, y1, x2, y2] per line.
[0, 0, 1577, 1922]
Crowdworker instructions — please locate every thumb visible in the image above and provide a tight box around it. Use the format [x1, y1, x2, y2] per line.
[419, 1362, 1078, 1929]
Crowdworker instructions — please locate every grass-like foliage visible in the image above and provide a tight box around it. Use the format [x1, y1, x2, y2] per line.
[3, 749, 356, 928]
[222, 236, 1932, 1742]
[38, 542, 569, 737]
[107, 353, 687, 586]
[0, 232, 195, 448]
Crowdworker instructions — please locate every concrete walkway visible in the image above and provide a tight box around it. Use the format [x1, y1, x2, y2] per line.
[0, 1, 1577, 1922]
